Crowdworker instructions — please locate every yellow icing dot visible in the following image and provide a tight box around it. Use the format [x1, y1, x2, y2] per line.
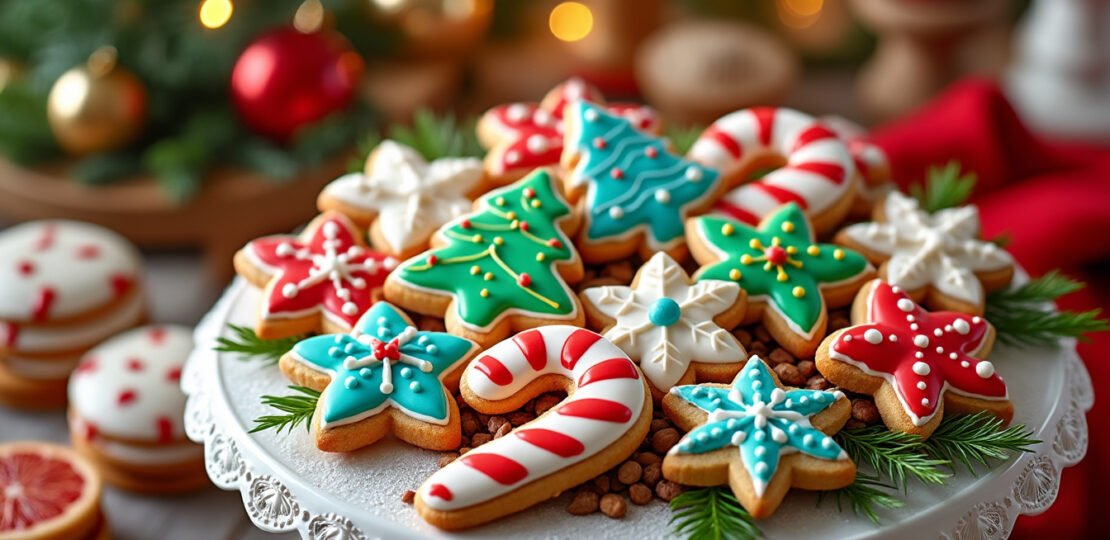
[469, 265, 481, 275]
[729, 268, 741, 280]
[721, 224, 734, 236]
[510, 220, 520, 230]
[495, 197, 506, 206]
[786, 246, 798, 255]
[536, 253, 546, 262]
[473, 234, 484, 243]
[740, 254, 754, 265]
[781, 221, 795, 233]
[748, 239, 763, 250]
[494, 236, 505, 246]
[792, 286, 805, 298]
[777, 273, 789, 282]
[480, 288, 490, 298]
[834, 249, 845, 260]
[484, 272, 495, 281]
[807, 245, 820, 256]
[507, 211, 517, 220]
[531, 199, 542, 208]
[771, 236, 782, 247]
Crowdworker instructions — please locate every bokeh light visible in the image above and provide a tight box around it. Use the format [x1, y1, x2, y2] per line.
[549, 2, 593, 43]
[199, 0, 233, 29]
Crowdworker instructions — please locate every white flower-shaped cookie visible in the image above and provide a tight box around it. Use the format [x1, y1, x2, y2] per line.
[837, 192, 1013, 309]
[581, 252, 746, 392]
[318, 140, 484, 257]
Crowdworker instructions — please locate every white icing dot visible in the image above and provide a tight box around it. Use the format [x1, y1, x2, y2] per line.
[731, 431, 747, 445]
[961, 361, 971, 368]
[772, 429, 787, 443]
[755, 462, 769, 474]
[505, 150, 521, 164]
[754, 431, 766, 442]
[912, 361, 931, 376]
[889, 334, 898, 343]
[915, 351, 925, 359]
[803, 434, 815, 447]
[897, 299, 915, 312]
[911, 323, 920, 331]
[276, 242, 295, 256]
[864, 329, 883, 344]
[752, 380, 763, 389]
[426, 344, 438, 354]
[975, 361, 995, 379]
[754, 446, 766, 457]
[936, 346, 945, 354]
[945, 325, 953, 333]
[342, 302, 359, 316]
[921, 398, 930, 407]
[323, 221, 339, 238]
[583, 108, 599, 122]
[788, 424, 800, 434]
[917, 381, 927, 390]
[949, 352, 958, 360]
[696, 432, 709, 443]
[953, 319, 971, 335]
[282, 283, 298, 298]
[710, 427, 722, 438]
[609, 207, 624, 220]
[654, 189, 671, 204]
[933, 328, 944, 337]
[907, 315, 915, 323]
[377, 316, 388, 325]
[821, 437, 834, 449]
[972, 316, 982, 324]
[526, 134, 549, 153]
[843, 335, 853, 342]
[914, 335, 930, 348]
[507, 104, 528, 121]
[685, 167, 703, 182]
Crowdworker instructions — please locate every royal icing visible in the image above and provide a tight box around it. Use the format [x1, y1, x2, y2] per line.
[828, 282, 1008, 426]
[392, 170, 581, 331]
[692, 203, 871, 338]
[419, 326, 646, 511]
[689, 107, 855, 225]
[479, 78, 659, 177]
[839, 192, 1013, 304]
[321, 140, 483, 253]
[68, 326, 193, 443]
[564, 101, 721, 251]
[582, 252, 745, 391]
[243, 213, 398, 331]
[0, 291, 144, 354]
[670, 356, 848, 496]
[288, 302, 476, 428]
[0, 220, 140, 322]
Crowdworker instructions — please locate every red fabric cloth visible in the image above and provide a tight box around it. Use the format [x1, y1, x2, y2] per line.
[868, 78, 1110, 538]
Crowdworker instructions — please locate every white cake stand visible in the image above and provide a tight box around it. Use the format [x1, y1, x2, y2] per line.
[183, 278, 1093, 540]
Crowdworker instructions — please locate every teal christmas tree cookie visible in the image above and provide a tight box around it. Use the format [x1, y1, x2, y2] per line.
[280, 301, 478, 452]
[687, 203, 874, 357]
[385, 169, 584, 347]
[562, 100, 722, 263]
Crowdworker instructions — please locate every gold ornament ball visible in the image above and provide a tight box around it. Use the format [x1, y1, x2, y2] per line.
[47, 47, 147, 156]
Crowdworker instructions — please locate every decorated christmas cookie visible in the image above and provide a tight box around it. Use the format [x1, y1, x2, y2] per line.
[835, 191, 1014, 315]
[280, 302, 478, 452]
[416, 326, 651, 530]
[384, 169, 584, 348]
[68, 325, 206, 493]
[234, 212, 398, 339]
[816, 280, 1012, 438]
[580, 252, 747, 397]
[687, 203, 875, 358]
[688, 107, 858, 234]
[561, 101, 723, 263]
[317, 140, 486, 259]
[477, 78, 660, 184]
[662, 356, 854, 519]
[820, 115, 893, 219]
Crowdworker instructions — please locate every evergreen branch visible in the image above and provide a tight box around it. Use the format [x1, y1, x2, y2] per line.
[214, 324, 302, 365]
[390, 108, 482, 160]
[665, 124, 705, 155]
[817, 473, 903, 524]
[909, 160, 976, 212]
[835, 426, 950, 490]
[669, 486, 761, 540]
[986, 271, 1109, 347]
[250, 386, 320, 434]
[924, 412, 1039, 476]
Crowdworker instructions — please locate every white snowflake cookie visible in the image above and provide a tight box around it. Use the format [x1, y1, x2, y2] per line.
[317, 140, 485, 259]
[835, 192, 1015, 314]
[580, 252, 747, 395]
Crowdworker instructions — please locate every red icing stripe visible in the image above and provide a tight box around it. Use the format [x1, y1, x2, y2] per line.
[515, 428, 585, 458]
[714, 200, 760, 225]
[474, 355, 514, 386]
[557, 398, 633, 423]
[702, 125, 742, 160]
[561, 330, 601, 370]
[789, 162, 846, 185]
[753, 183, 808, 208]
[751, 107, 776, 147]
[578, 358, 639, 387]
[427, 483, 453, 501]
[31, 287, 56, 322]
[156, 416, 173, 444]
[460, 453, 529, 485]
[513, 330, 547, 371]
[792, 125, 837, 153]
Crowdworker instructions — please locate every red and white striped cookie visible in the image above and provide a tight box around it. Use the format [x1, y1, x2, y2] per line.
[820, 115, 893, 218]
[415, 326, 651, 530]
[689, 107, 858, 234]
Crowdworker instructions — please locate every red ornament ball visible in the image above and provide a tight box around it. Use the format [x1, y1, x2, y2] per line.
[231, 28, 364, 141]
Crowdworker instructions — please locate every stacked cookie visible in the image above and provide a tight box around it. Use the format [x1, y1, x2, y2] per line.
[67, 325, 205, 494]
[0, 221, 145, 409]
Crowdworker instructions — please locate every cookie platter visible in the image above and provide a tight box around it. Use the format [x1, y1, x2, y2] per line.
[182, 275, 1092, 539]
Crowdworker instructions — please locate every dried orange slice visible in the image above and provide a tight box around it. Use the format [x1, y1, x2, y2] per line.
[0, 442, 102, 540]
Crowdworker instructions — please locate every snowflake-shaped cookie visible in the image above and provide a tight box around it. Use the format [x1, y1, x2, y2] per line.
[581, 252, 746, 392]
[836, 191, 1013, 312]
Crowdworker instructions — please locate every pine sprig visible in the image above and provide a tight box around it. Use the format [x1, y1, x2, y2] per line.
[817, 473, 903, 524]
[986, 270, 1109, 347]
[250, 385, 320, 434]
[665, 124, 705, 155]
[390, 108, 482, 161]
[214, 324, 302, 365]
[835, 425, 950, 490]
[669, 486, 761, 540]
[924, 412, 1039, 476]
[909, 160, 977, 212]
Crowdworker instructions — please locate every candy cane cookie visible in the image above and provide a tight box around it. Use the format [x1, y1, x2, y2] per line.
[415, 326, 651, 530]
[820, 115, 893, 219]
[689, 107, 858, 234]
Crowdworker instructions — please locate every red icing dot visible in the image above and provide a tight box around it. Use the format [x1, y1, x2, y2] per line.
[83, 421, 98, 441]
[645, 146, 659, 158]
[2, 322, 18, 348]
[765, 246, 788, 266]
[427, 255, 438, 266]
[547, 239, 563, 249]
[166, 366, 182, 382]
[16, 260, 34, 276]
[156, 416, 174, 444]
[148, 327, 167, 345]
[31, 287, 56, 322]
[460, 219, 471, 229]
[610, 168, 625, 180]
[126, 358, 144, 372]
[518, 273, 532, 287]
[76, 245, 100, 259]
[519, 221, 530, 232]
[592, 137, 607, 150]
[74, 358, 97, 375]
[117, 389, 137, 406]
[523, 187, 536, 198]
[428, 484, 453, 501]
[109, 274, 133, 298]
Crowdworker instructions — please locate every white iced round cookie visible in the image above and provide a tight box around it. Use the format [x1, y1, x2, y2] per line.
[321, 140, 483, 254]
[0, 220, 141, 322]
[68, 325, 193, 442]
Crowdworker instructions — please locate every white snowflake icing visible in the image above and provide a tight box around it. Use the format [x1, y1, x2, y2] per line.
[582, 252, 745, 390]
[321, 140, 483, 253]
[841, 192, 1012, 304]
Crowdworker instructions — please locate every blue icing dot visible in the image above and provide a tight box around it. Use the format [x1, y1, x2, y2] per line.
[344, 376, 359, 389]
[400, 367, 413, 379]
[409, 381, 422, 393]
[359, 367, 373, 379]
[648, 298, 682, 327]
[426, 344, 438, 355]
[328, 347, 342, 357]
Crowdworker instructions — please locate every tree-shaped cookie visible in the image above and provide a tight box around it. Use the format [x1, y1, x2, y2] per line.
[580, 252, 747, 399]
[687, 203, 874, 358]
[662, 356, 854, 519]
[280, 302, 478, 452]
[835, 191, 1014, 315]
[815, 280, 1012, 438]
[561, 101, 723, 263]
[384, 169, 584, 348]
